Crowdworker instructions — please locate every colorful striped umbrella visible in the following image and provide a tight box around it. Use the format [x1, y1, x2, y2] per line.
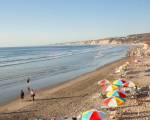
[98, 79, 110, 87]
[113, 79, 133, 88]
[82, 109, 107, 120]
[117, 79, 128, 87]
[101, 85, 119, 95]
[113, 80, 123, 87]
[124, 81, 135, 88]
[113, 79, 128, 87]
[123, 82, 129, 87]
[144, 42, 150, 45]
[120, 79, 128, 84]
[106, 90, 126, 98]
[101, 97, 126, 108]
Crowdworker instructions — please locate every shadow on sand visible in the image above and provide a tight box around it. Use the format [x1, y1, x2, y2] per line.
[0, 93, 88, 116]
[119, 110, 150, 119]
[0, 109, 38, 115]
[25, 93, 88, 102]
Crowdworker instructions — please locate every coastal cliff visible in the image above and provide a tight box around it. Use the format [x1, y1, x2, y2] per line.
[57, 33, 150, 45]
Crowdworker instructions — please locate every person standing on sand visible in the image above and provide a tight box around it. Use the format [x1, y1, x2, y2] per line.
[20, 89, 24, 99]
[27, 77, 31, 92]
[30, 89, 35, 101]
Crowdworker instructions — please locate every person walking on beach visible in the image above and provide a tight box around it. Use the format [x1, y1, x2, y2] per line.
[30, 89, 35, 101]
[27, 77, 31, 92]
[20, 89, 24, 99]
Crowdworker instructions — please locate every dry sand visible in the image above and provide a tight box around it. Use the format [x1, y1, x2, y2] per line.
[116, 55, 150, 120]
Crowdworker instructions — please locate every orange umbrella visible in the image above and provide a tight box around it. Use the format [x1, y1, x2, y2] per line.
[101, 97, 126, 108]
[101, 85, 119, 94]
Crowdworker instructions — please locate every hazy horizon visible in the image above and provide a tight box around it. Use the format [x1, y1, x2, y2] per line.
[0, 0, 150, 47]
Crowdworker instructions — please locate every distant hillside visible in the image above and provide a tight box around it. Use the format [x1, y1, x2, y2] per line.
[56, 33, 150, 45]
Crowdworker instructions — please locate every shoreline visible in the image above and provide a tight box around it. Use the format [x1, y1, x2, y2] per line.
[0, 45, 130, 107]
[0, 57, 127, 108]
[0, 56, 130, 118]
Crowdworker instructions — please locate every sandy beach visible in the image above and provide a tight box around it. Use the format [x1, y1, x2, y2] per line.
[0, 56, 130, 120]
[0, 0, 150, 119]
[0, 45, 149, 120]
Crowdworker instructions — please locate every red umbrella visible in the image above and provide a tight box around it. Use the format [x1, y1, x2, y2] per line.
[101, 85, 119, 95]
[101, 97, 126, 108]
[97, 79, 110, 87]
[98, 79, 110, 87]
[121, 79, 129, 87]
[144, 42, 150, 45]
[82, 109, 107, 120]
[90, 111, 102, 120]
[113, 79, 128, 87]
[106, 90, 126, 98]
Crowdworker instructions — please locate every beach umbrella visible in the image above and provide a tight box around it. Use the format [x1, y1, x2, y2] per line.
[113, 80, 124, 87]
[123, 82, 129, 87]
[115, 79, 134, 88]
[101, 97, 126, 108]
[98, 80, 110, 87]
[113, 79, 128, 87]
[106, 90, 126, 98]
[120, 79, 128, 87]
[120, 79, 128, 83]
[144, 42, 150, 45]
[101, 85, 118, 94]
[124, 81, 135, 88]
[82, 109, 107, 120]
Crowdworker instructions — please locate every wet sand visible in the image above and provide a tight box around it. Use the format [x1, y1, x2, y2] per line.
[0, 57, 130, 120]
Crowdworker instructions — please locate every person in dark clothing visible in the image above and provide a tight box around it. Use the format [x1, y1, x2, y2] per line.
[27, 77, 31, 92]
[20, 89, 24, 99]
[27, 77, 30, 83]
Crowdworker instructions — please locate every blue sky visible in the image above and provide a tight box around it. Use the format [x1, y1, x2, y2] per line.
[0, 0, 150, 47]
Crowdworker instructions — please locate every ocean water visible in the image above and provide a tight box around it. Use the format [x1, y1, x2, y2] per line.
[0, 45, 129, 105]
